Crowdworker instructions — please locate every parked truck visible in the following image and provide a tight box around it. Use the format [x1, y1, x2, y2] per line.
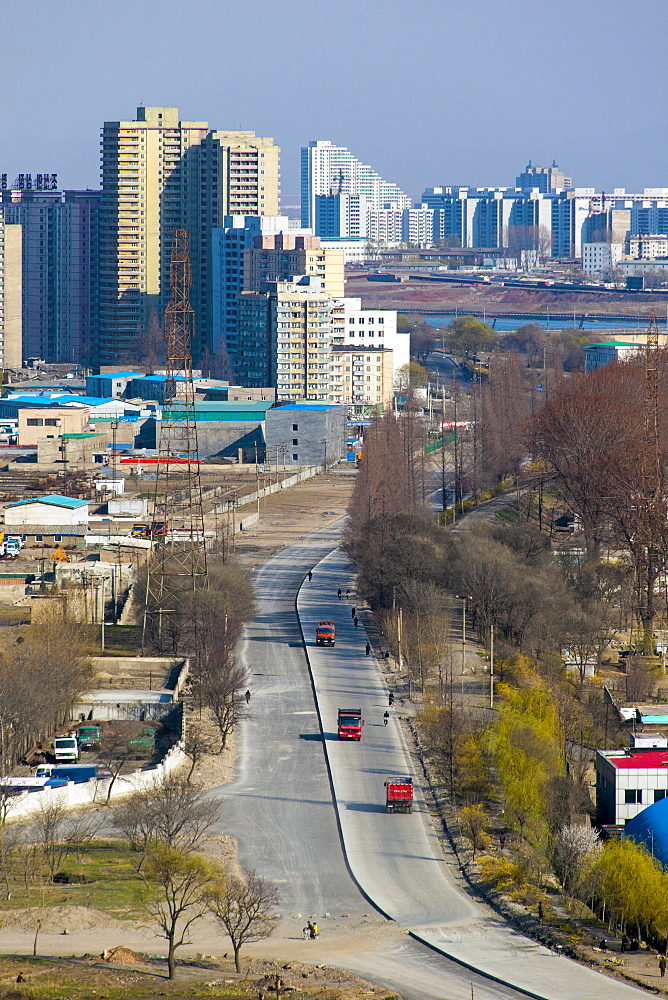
[316, 621, 336, 646]
[53, 736, 79, 763]
[385, 776, 413, 813]
[127, 727, 156, 756]
[76, 724, 103, 751]
[34, 764, 108, 783]
[337, 707, 363, 740]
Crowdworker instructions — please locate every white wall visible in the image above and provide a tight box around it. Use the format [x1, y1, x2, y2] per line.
[5, 501, 89, 526]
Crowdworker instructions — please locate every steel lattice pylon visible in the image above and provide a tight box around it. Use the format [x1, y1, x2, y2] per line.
[142, 230, 207, 654]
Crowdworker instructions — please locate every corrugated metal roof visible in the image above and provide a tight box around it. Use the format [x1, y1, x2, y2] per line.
[5, 494, 89, 510]
[11, 524, 87, 535]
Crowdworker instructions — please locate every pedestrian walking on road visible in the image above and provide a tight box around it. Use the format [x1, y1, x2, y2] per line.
[383, 711, 389, 726]
[538, 901, 543, 922]
[312, 922, 319, 938]
[245, 689, 251, 704]
[660, 955, 666, 978]
[351, 607, 356, 618]
[354, 616, 359, 628]
[346, 588, 350, 599]
[302, 925, 310, 940]
[305, 921, 313, 939]
[388, 692, 394, 706]
[365, 643, 371, 655]
[308, 570, 312, 582]
[337, 588, 342, 600]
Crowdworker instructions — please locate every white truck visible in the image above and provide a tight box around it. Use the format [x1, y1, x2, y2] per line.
[0, 536, 23, 559]
[53, 736, 79, 763]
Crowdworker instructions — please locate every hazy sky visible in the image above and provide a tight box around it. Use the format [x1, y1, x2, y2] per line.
[2, 0, 666, 204]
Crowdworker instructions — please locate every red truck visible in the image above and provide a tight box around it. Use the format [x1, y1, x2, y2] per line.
[316, 621, 336, 646]
[385, 776, 414, 813]
[337, 707, 363, 740]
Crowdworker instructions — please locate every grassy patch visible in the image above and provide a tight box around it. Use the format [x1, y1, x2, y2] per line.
[98, 626, 142, 655]
[0, 841, 148, 918]
[0, 954, 253, 999]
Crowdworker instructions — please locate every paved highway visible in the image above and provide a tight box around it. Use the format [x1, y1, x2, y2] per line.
[216, 529, 647, 1000]
[297, 546, 648, 1000]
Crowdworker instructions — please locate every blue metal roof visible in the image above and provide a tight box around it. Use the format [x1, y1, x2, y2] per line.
[5, 494, 89, 510]
[624, 796, 668, 867]
[93, 371, 143, 379]
[5, 393, 118, 406]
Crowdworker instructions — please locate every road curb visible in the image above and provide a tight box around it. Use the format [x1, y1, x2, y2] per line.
[295, 556, 393, 924]
[295, 549, 571, 1000]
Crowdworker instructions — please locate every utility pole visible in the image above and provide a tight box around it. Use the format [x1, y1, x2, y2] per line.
[490, 622, 494, 709]
[456, 594, 471, 699]
[142, 230, 207, 654]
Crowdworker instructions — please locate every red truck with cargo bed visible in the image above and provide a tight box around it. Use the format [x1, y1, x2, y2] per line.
[337, 707, 363, 740]
[385, 776, 413, 813]
[316, 621, 336, 646]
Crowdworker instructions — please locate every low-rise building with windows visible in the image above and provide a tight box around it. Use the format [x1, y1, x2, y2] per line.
[596, 735, 668, 825]
[582, 342, 641, 373]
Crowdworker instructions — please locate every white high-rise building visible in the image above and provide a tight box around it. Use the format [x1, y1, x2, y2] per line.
[332, 297, 409, 378]
[302, 140, 410, 230]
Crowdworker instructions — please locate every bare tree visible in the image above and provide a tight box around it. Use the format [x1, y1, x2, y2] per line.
[207, 868, 279, 973]
[97, 729, 134, 803]
[34, 801, 70, 880]
[113, 775, 219, 856]
[182, 725, 214, 783]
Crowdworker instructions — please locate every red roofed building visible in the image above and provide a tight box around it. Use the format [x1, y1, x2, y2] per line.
[596, 735, 668, 825]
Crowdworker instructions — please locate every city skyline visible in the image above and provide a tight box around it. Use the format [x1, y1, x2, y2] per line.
[1, 0, 666, 204]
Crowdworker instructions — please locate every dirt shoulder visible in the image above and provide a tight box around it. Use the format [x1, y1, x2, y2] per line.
[231, 466, 355, 571]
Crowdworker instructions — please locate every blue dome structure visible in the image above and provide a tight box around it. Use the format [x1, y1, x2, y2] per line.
[624, 796, 668, 867]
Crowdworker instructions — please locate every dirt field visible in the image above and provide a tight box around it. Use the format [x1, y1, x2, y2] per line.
[231, 466, 356, 571]
[346, 274, 668, 319]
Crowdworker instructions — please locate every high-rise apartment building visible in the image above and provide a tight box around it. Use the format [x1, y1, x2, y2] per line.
[211, 215, 295, 374]
[0, 211, 22, 369]
[237, 276, 333, 401]
[315, 193, 369, 239]
[422, 186, 594, 257]
[516, 161, 572, 192]
[99, 107, 280, 366]
[244, 234, 344, 298]
[330, 346, 394, 410]
[0, 178, 100, 364]
[333, 298, 408, 377]
[302, 140, 410, 230]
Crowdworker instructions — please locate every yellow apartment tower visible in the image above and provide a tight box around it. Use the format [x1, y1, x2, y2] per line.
[0, 213, 22, 368]
[244, 233, 344, 298]
[99, 106, 279, 366]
